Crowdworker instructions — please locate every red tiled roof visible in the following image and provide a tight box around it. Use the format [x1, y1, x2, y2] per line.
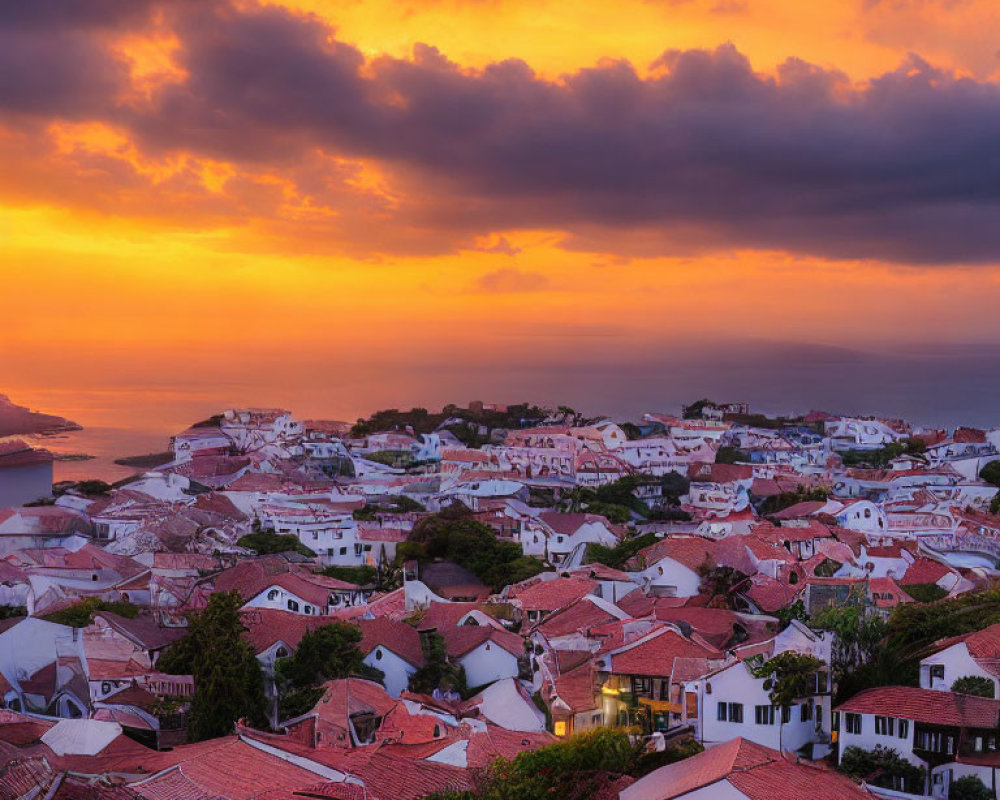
[510, 577, 597, 613]
[837, 686, 1000, 728]
[439, 624, 524, 659]
[868, 576, 914, 608]
[934, 623, 1000, 662]
[357, 618, 425, 667]
[607, 627, 721, 678]
[535, 596, 623, 638]
[621, 737, 868, 800]
[537, 512, 613, 536]
[241, 609, 345, 653]
[687, 462, 753, 484]
[899, 557, 952, 586]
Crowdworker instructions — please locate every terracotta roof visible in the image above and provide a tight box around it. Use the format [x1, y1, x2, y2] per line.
[637, 536, 717, 572]
[510, 577, 598, 613]
[621, 737, 869, 800]
[899, 557, 952, 586]
[418, 562, 491, 601]
[241, 609, 345, 653]
[537, 512, 613, 536]
[687, 463, 753, 484]
[742, 574, 801, 613]
[129, 736, 325, 799]
[357, 618, 425, 667]
[867, 577, 914, 608]
[439, 624, 524, 659]
[605, 627, 721, 678]
[534, 596, 624, 638]
[837, 686, 1000, 728]
[934, 623, 1000, 662]
[93, 612, 186, 652]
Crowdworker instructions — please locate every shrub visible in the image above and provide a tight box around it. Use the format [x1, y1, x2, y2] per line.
[950, 774, 993, 800]
[44, 597, 138, 628]
[237, 531, 315, 558]
[839, 745, 925, 794]
[951, 675, 996, 698]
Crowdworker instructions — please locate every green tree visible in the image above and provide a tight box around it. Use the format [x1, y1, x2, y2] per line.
[775, 600, 808, 629]
[758, 486, 829, 515]
[586, 532, 658, 570]
[317, 565, 377, 586]
[44, 597, 138, 628]
[73, 479, 112, 496]
[682, 399, 711, 420]
[408, 509, 544, 590]
[950, 775, 994, 800]
[715, 446, 749, 465]
[409, 632, 467, 696]
[237, 531, 315, 558]
[951, 675, 996, 698]
[276, 623, 368, 689]
[839, 745, 925, 794]
[156, 591, 267, 741]
[979, 461, 1000, 487]
[660, 471, 690, 505]
[746, 651, 825, 708]
[905, 583, 949, 603]
[428, 727, 639, 800]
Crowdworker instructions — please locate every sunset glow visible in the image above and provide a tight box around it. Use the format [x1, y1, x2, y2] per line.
[4, 0, 1000, 428]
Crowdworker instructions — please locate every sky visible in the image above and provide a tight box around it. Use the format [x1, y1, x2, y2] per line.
[3, 0, 1000, 435]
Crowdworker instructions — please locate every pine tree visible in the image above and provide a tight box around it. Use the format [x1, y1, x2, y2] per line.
[160, 590, 267, 741]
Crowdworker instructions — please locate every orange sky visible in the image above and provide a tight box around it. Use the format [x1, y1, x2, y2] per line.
[3, 0, 1000, 426]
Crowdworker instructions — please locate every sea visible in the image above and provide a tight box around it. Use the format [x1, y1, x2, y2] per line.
[5, 338, 1000, 483]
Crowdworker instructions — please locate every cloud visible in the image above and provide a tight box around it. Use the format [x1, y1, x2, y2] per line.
[478, 236, 522, 256]
[475, 268, 551, 292]
[3, 0, 1000, 263]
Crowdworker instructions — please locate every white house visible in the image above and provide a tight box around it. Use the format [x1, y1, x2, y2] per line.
[683, 621, 834, 754]
[522, 513, 619, 566]
[171, 427, 232, 463]
[920, 624, 1000, 695]
[835, 686, 1000, 797]
[442, 627, 524, 690]
[358, 619, 425, 697]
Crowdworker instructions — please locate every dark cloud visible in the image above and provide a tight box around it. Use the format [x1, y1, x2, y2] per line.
[3, 0, 1000, 263]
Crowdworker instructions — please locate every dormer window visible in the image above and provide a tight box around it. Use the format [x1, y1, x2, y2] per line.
[267, 589, 280, 601]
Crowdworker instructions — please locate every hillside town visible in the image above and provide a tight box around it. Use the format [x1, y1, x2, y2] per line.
[2, 399, 1000, 799]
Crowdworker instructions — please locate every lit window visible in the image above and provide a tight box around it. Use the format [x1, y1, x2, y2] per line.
[553, 721, 567, 737]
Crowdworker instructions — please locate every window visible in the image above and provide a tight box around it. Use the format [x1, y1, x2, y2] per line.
[875, 716, 895, 736]
[287, 599, 299, 612]
[930, 664, 945, 681]
[267, 589, 280, 601]
[340, 547, 347, 555]
[304, 605, 312, 615]
[375, 648, 383, 661]
[632, 677, 652, 695]
[782, 705, 791, 724]
[845, 713, 862, 735]
[275, 647, 288, 659]
[801, 703, 813, 722]
[898, 719, 909, 739]
[755, 705, 775, 725]
[312, 531, 319, 539]
[718, 702, 744, 723]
